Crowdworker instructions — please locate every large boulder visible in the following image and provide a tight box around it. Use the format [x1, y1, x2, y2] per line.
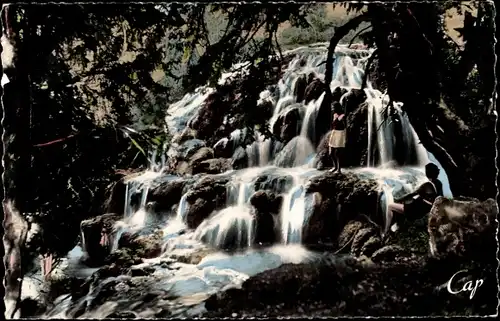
[428, 197, 497, 260]
[192, 158, 232, 175]
[189, 91, 232, 144]
[249, 191, 283, 246]
[272, 104, 305, 144]
[231, 146, 248, 170]
[293, 74, 308, 103]
[303, 78, 324, 105]
[184, 177, 228, 229]
[80, 213, 121, 265]
[302, 172, 380, 247]
[213, 138, 232, 158]
[253, 174, 295, 195]
[147, 179, 188, 213]
[185, 147, 214, 174]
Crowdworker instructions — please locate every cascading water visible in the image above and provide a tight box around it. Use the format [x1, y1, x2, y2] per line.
[193, 181, 255, 250]
[43, 43, 455, 319]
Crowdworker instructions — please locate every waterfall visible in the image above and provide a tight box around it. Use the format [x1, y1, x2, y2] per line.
[174, 193, 189, 223]
[280, 184, 306, 244]
[119, 44, 452, 252]
[193, 181, 255, 250]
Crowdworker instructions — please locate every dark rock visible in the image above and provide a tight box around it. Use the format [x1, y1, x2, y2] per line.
[272, 104, 305, 144]
[359, 235, 382, 257]
[80, 213, 121, 264]
[147, 179, 186, 213]
[293, 74, 308, 103]
[192, 158, 232, 175]
[204, 251, 497, 317]
[371, 245, 406, 263]
[184, 177, 228, 229]
[304, 78, 324, 105]
[351, 227, 378, 256]
[253, 174, 294, 195]
[302, 172, 380, 247]
[106, 311, 137, 318]
[428, 197, 497, 260]
[231, 146, 248, 170]
[190, 91, 232, 144]
[249, 190, 283, 246]
[213, 138, 232, 158]
[336, 220, 365, 253]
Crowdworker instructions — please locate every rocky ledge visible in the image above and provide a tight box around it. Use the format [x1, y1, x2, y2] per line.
[204, 196, 498, 317]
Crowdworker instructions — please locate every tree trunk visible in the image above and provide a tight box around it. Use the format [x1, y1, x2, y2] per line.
[367, 4, 496, 199]
[1, 5, 34, 318]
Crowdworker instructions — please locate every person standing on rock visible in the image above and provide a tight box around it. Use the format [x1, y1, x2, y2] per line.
[384, 163, 444, 234]
[329, 101, 347, 173]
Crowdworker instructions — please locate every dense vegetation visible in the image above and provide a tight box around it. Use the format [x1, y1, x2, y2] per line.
[1, 2, 496, 315]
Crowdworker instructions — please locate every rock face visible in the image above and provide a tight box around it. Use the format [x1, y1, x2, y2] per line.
[184, 177, 228, 229]
[304, 78, 324, 104]
[80, 213, 121, 265]
[253, 174, 294, 195]
[192, 158, 232, 175]
[302, 172, 380, 247]
[272, 104, 304, 144]
[147, 179, 187, 213]
[189, 91, 232, 144]
[249, 190, 283, 246]
[231, 146, 248, 170]
[428, 197, 498, 259]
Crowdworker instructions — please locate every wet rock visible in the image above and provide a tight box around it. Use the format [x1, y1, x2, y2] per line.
[171, 247, 214, 265]
[428, 197, 497, 260]
[213, 138, 232, 158]
[171, 127, 197, 145]
[359, 235, 382, 257]
[204, 250, 497, 317]
[253, 174, 294, 195]
[130, 266, 155, 277]
[249, 191, 282, 246]
[342, 88, 367, 115]
[176, 139, 206, 160]
[103, 178, 127, 215]
[190, 91, 232, 143]
[184, 177, 228, 229]
[304, 78, 324, 104]
[80, 213, 121, 264]
[107, 311, 137, 318]
[148, 179, 187, 213]
[250, 191, 283, 215]
[293, 74, 308, 103]
[303, 172, 379, 247]
[351, 227, 379, 257]
[192, 158, 232, 175]
[336, 220, 365, 253]
[231, 146, 248, 170]
[272, 104, 305, 143]
[371, 245, 406, 263]
[188, 147, 214, 167]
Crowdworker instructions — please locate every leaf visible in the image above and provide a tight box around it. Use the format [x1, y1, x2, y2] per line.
[130, 137, 146, 156]
[182, 46, 191, 63]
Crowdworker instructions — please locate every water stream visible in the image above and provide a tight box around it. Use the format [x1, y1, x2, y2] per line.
[33, 43, 453, 319]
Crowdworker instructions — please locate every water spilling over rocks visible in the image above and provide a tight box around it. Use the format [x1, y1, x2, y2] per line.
[29, 43, 461, 318]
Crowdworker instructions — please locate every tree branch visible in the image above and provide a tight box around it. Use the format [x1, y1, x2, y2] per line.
[348, 24, 372, 48]
[324, 13, 371, 99]
[361, 48, 378, 89]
